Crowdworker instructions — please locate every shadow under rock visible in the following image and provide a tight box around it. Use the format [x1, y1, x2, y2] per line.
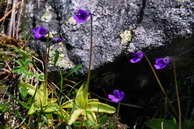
[90, 53, 173, 128]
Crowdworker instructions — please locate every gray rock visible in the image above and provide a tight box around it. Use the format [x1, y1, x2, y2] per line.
[26, 0, 194, 72]
[131, 0, 194, 51]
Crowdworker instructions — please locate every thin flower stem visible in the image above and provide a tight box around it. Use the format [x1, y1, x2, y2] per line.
[173, 61, 182, 129]
[91, 92, 142, 108]
[144, 55, 167, 97]
[144, 55, 178, 119]
[117, 103, 121, 117]
[59, 70, 64, 93]
[86, 14, 93, 88]
[44, 45, 48, 88]
[44, 39, 51, 96]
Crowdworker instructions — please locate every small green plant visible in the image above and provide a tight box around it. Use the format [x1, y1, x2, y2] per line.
[62, 81, 116, 126]
[18, 81, 69, 128]
[0, 102, 10, 113]
[61, 9, 116, 128]
[18, 82, 61, 115]
[12, 48, 44, 82]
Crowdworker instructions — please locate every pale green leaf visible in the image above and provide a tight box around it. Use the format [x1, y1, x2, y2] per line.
[44, 103, 60, 113]
[85, 111, 97, 124]
[35, 83, 48, 106]
[48, 98, 58, 104]
[19, 82, 48, 106]
[28, 103, 39, 115]
[87, 102, 116, 114]
[68, 109, 84, 125]
[88, 99, 99, 103]
[55, 108, 69, 121]
[19, 82, 52, 115]
[18, 82, 35, 96]
[75, 82, 89, 108]
[62, 99, 74, 108]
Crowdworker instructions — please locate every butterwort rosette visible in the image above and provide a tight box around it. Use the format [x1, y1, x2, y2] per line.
[32, 27, 49, 40]
[154, 57, 171, 70]
[129, 51, 144, 63]
[108, 89, 125, 103]
[73, 9, 91, 24]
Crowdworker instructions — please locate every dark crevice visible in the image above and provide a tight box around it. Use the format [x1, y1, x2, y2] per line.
[137, 0, 147, 24]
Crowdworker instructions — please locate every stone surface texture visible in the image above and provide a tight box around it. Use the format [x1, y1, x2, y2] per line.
[25, 0, 194, 71]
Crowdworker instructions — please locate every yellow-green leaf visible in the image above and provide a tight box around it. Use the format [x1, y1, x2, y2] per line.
[55, 108, 69, 122]
[85, 111, 97, 124]
[87, 102, 116, 114]
[36, 83, 48, 106]
[18, 82, 35, 96]
[62, 99, 74, 108]
[28, 103, 39, 115]
[44, 104, 60, 113]
[88, 99, 99, 103]
[68, 109, 84, 125]
[75, 82, 89, 108]
[18, 82, 48, 106]
[48, 98, 57, 104]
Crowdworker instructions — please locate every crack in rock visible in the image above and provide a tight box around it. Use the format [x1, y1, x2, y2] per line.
[137, 0, 147, 24]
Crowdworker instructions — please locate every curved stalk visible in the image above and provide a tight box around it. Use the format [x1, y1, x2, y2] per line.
[144, 55, 178, 120]
[173, 61, 182, 129]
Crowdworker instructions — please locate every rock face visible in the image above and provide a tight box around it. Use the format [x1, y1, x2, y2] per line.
[25, 0, 194, 71]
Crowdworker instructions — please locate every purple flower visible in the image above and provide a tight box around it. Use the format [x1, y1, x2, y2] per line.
[52, 37, 64, 43]
[154, 57, 171, 70]
[129, 51, 144, 63]
[32, 27, 48, 40]
[73, 9, 91, 24]
[108, 89, 125, 103]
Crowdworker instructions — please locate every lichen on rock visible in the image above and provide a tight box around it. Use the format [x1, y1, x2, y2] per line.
[120, 30, 132, 45]
[26, 0, 194, 72]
